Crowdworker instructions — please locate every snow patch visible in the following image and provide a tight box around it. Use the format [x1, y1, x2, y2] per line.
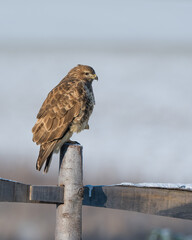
[116, 182, 192, 191]
[85, 185, 94, 197]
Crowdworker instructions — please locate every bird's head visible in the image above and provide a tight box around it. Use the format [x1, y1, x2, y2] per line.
[68, 64, 98, 82]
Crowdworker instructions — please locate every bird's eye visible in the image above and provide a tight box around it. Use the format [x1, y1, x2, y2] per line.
[85, 72, 89, 75]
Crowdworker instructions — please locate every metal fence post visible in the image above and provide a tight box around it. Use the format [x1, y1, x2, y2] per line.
[55, 143, 83, 240]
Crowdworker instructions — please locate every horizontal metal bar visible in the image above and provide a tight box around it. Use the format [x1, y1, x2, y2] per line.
[29, 185, 64, 204]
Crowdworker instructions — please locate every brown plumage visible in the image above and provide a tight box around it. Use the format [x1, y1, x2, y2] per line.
[32, 64, 98, 172]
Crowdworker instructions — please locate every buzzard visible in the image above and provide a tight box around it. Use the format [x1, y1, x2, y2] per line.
[32, 64, 98, 173]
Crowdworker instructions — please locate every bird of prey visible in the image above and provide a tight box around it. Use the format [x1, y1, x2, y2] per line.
[32, 64, 98, 173]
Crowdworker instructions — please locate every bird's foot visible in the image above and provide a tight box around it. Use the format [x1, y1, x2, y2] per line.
[66, 140, 80, 145]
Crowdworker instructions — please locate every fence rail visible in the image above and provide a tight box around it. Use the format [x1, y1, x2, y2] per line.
[84, 184, 192, 220]
[1, 178, 192, 220]
[0, 178, 64, 203]
[1, 143, 192, 239]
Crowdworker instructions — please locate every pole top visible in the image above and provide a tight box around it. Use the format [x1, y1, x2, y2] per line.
[59, 142, 83, 169]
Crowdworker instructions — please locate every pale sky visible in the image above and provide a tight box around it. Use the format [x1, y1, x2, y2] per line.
[0, 0, 192, 45]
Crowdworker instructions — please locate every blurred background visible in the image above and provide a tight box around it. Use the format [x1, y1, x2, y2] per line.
[1, 0, 192, 239]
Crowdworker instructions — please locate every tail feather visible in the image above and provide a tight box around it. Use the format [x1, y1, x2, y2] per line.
[44, 151, 53, 173]
[36, 141, 58, 171]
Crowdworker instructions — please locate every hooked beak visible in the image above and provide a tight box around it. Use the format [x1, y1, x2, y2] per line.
[92, 74, 98, 80]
